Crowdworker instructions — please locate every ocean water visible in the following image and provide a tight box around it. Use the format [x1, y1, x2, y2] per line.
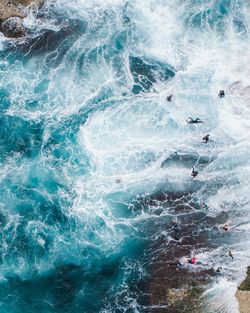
[0, 0, 250, 312]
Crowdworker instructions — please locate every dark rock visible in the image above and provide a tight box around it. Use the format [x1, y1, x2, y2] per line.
[1, 16, 26, 38]
[238, 267, 250, 291]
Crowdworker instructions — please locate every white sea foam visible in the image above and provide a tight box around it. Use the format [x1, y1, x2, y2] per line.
[76, 1, 250, 312]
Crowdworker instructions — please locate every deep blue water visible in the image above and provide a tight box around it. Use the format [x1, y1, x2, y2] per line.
[0, 1, 250, 312]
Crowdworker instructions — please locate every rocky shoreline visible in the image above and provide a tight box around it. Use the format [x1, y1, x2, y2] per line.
[236, 267, 250, 313]
[0, 0, 44, 37]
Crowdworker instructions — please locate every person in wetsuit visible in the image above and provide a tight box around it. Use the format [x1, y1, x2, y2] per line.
[221, 224, 229, 231]
[186, 117, 204, 124]
[219, 90, 225, 98]
[167, 95, 173, 102]
[227, 250, 234, 259]
[191, 166, 198, 178]
[203, 134, 210, 143]
[216, 267, 222, 273]
[188, 257, 197, 264]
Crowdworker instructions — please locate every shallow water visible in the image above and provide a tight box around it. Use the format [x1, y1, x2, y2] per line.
[0, 0, 250, 312]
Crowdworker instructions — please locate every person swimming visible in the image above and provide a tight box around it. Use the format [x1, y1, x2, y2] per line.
[186, 117, 204, 124]
[167, 95, 173, 102]
[191, 166, 198, 178]
[221, 224, 229, 231]
[218, 90, 225, 98]
[203, 134, 210, 143]
[201, 202, 208, 209]
[227, 250, 234, 259]
[188, 256, 197, 264]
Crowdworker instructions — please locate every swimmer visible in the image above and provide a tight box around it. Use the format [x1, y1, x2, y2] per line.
[221, 224, 229, 231]
[203, 134, 210, 143]
[226, 249, 234, 259]
[172, 218, 178, 226]
[167, 95, 173, 102]
[186, 117, 204, 124]
[115, 178, 122, 183]
[191, 166, 198, 178]
[201, 202, 208, 209]
[218, 90, 225, 98]
[188, 256, 197, 264]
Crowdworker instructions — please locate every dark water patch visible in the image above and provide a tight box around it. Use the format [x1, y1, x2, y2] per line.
[24, 194, 67, 226]
[133, 191, 202, 216]
[0, 211, 7, 228]
[0, 17, 87, 68]
[41, 98, 116, 166]
[0, 88, 11, 113]
[106, 192, 134, 218]
[0, 175, 71, 227]
[76, 44, 124, 84]
[0, 116, 43, 161]
[17, 0, 89, 47]
[25, 99, 39, 111]
[216, 0, 232, 15]
[0, 255, 128, 313]
[113, 30, 128, 51]
[23, 18, 87, 58]
[161, 152, 216, 169]
[42, 121, 90, 177]
[107, 189, 206, 221]
[0, 218, 50, 268]
[36, 198, 68, 226]
[233, 18, 247, 36]
[0, 264, 82, 313]
[129, 56, 175, 94]
[186, 0, 248, 36]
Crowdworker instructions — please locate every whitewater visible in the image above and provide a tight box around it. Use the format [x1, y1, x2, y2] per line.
[0, 0, 249, 312]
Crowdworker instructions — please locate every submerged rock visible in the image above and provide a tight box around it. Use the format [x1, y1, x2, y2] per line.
[0, 0, 45, 38]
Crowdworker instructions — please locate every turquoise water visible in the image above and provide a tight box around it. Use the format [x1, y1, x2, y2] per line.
[0, 0, 250, 312]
